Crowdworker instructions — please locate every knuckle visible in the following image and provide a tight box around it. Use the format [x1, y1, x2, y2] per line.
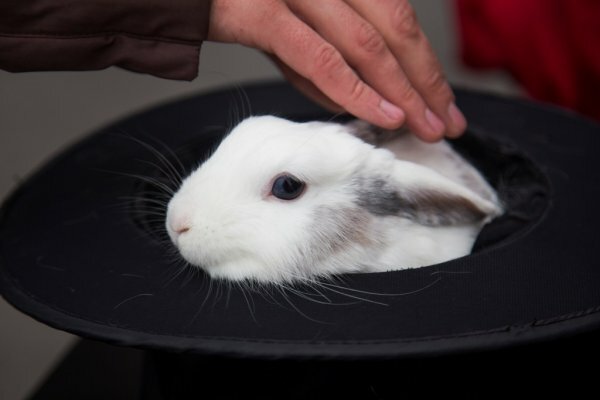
[422, 66, 448, 93]
[397, 79, 418, 103]
[355, 22, 386, 55]
[348, 79, 368, 103]
[312, 44, 345, 76]
[391, 1, 420, 40]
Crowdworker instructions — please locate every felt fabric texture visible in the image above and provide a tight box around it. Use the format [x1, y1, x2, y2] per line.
[29, 338, 600, 399]
[1, 82, 599, 359]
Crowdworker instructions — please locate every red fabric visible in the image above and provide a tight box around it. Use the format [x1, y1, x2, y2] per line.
[455, 0, 600, 121]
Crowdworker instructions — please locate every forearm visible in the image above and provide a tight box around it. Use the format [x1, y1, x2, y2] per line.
[0, 0, 212, 80]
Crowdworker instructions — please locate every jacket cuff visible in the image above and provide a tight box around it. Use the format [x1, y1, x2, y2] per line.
[0, 0, 212, 80]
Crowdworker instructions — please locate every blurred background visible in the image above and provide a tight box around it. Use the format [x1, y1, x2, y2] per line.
[0, 2, 526, 399]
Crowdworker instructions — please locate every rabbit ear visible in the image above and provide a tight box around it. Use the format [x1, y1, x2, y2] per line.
[345, 119, 409, 146]
[352, 160, 501, 227]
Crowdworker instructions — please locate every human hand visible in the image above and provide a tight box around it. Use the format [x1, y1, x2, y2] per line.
[208, 0, 467, 142]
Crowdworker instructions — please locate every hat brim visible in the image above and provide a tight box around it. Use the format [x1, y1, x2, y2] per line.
[1, 82, 599, 359]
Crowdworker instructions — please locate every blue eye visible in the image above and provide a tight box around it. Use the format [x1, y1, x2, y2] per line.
[271, 174, 305, 200]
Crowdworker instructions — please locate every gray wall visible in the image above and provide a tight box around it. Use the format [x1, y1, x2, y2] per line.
[0, 2, 519, 399]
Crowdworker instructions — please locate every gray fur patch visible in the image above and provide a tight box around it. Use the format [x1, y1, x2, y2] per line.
[355, 179, 405, 216]
[345, 120, 409, 146]
[353, 177, 486, 226]
[308, 206, 373, 261]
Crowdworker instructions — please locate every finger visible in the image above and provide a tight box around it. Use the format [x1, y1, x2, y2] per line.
[269, 54, 345, 113]
[288, 0, 445, 141]
[346, 0, 467, 138]
[259, 5, 406, 129]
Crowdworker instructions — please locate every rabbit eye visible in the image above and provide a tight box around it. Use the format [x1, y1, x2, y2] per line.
[271, 174, 305, 200]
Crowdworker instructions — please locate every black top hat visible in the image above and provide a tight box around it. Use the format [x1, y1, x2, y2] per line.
[1, 82, 599, 365]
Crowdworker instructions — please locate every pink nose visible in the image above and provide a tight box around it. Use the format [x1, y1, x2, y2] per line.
[175, 225, 190, 235]
[169, 214, 191, 236]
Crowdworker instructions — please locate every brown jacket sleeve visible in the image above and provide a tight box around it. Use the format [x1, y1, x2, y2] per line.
[0, 0, 212, 80]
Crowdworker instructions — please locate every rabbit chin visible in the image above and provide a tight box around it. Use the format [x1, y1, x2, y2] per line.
[192, 258, 288, 284]
[171, 242, 270, 282]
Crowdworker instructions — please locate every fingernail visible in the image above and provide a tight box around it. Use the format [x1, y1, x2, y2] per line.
[448, 102, 467, 133]
[379, 99, 405, 122]
[425, 108, 445, 135]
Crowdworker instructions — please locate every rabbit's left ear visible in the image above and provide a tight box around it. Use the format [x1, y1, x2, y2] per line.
[345, 119, 407, 146]
[352, 160, 501, 227]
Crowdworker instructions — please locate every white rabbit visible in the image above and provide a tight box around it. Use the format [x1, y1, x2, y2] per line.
[165, 116, 502, 284]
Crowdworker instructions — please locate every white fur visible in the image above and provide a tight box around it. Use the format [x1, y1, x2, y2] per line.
[166, 116, 503, 283]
